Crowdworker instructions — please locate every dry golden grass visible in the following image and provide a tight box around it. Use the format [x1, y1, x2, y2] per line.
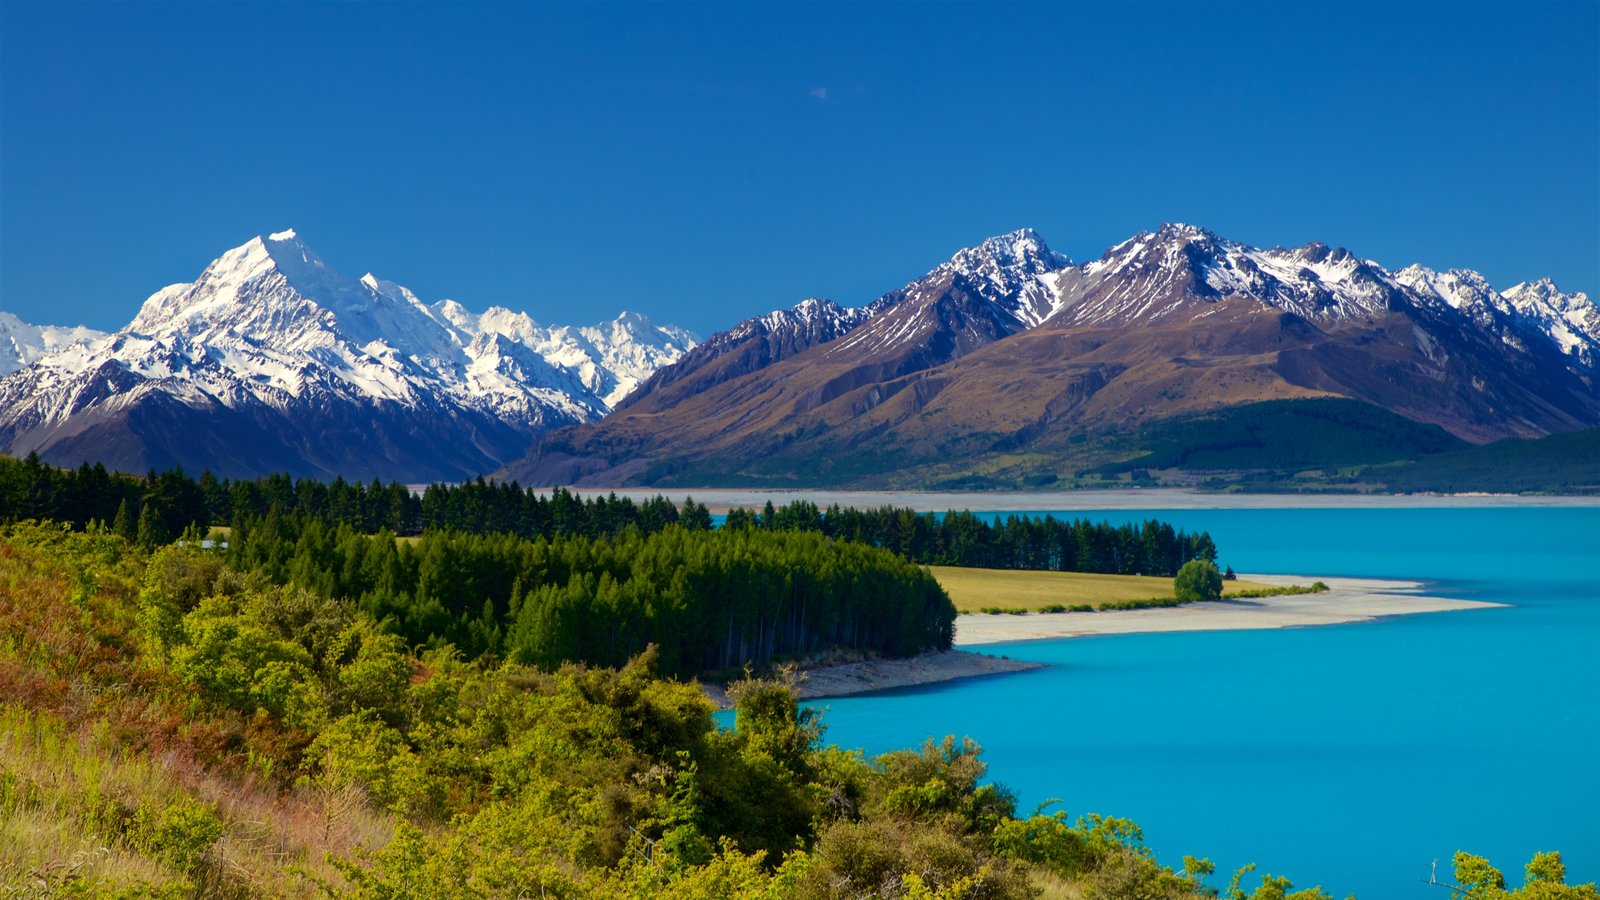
[0, 531, 391, 898]
[0, 702, 393, 897]
[929, 565, 1280, 613]
[1027, 867, 1087, 900]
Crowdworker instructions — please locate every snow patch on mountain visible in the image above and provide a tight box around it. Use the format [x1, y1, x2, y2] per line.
[1502, 279, 1600, 368]
[936, 228, 1073, 326]
[1069, 224, 1404, 325]
[0, 312, 108, 375]
[827, 229, 1073, 358]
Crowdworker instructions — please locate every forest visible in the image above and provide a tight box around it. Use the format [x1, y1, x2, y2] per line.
[0, 454, 1219, 681]
[223, 516, 955, 679]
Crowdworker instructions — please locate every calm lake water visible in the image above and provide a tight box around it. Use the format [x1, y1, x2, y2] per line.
[806, 507, 1599, 898]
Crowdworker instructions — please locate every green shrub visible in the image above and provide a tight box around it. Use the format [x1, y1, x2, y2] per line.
[151, 797, 224, 873]
[1174, 560, 1223, 602]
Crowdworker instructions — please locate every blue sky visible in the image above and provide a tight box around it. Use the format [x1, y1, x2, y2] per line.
[2, 1, 1596, 336]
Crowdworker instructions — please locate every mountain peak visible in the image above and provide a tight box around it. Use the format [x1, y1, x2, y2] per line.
[255, 228, 335, 280]
[1153, 221, 1218, 242]
[612, 310, 654, 329]
[955, 228, 1072, 272]
[1507, 277, 1564, 298]
[1505, 278, 1594, 314]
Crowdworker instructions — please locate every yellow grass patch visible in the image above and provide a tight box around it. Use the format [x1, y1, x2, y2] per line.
[928, 565, 1280, 613]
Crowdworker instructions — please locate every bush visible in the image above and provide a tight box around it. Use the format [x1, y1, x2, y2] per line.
[1174, 560, 1223, 603]
[150, 797, 224, 874]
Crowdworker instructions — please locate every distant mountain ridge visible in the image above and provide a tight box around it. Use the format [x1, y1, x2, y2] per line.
[0, 230, 696, 480]
[0, 311, 106, 376]
[505, 224, 1599, 488]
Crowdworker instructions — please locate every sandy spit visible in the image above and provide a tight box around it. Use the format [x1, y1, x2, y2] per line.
[953, 573, 1506, 645]
[699, 575, 1504, 706]
[699, 649, 1044, 709]
[554, 487, 1597, 514]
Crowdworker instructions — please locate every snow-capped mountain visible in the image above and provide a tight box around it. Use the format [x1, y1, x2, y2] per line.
[824, 228, 1072, 362]
[1059, 223, 1406, 325]
[502, 224, 1599, 487]
[1044, 223, 1600, 371]
[0, 230, 695, 480]
[931, 228, 1074, 327]
[611, 229, 1073, 424]
[1501, 279, 1599, 369]
[0, 311, 106, 376]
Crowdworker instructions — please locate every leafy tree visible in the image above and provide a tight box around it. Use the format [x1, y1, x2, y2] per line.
[1450, 850, 1598, 899]
[1175, 559, 1224, 602]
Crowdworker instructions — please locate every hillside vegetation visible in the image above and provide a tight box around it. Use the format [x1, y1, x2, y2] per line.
[0, 522, 1287, 898]
[5, 523, 1594, 898]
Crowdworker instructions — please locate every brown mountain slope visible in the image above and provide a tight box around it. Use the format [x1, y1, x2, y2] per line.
[500, 226, 1600, 488]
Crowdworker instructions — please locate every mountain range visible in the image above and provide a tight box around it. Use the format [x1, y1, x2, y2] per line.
[502, 224, 1599, 489]
[5, 224, 1595, 490]
[0, 230, 696, 481]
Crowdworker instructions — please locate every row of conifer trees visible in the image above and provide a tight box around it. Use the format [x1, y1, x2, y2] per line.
[1, 454, 1214, 577]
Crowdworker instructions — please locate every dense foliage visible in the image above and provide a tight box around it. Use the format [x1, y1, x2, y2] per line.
[0, 454, 1216, 578]
[221, 513, 954, 678]
[1173, 560, 1224, 603]
[1097, 398, 1467, 474]
[728, 501, 1216, 577]
[1448, 851, 1599, 899]
[1364, 427, 1600, 495]
[0, 452, 708, 544]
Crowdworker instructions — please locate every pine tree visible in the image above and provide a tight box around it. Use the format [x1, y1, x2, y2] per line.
[135, 502, 164, 548]
[112, 499, 135, 542]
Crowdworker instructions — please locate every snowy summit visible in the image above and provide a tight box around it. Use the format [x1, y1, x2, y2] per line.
[0, 230, 698, 481]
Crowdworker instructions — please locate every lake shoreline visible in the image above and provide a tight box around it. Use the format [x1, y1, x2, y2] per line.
[552, 487, 1600, 514]
[699, 649, 1046, 709]
[954, 573, 1504, 645]
[702, 573, 1504, 707]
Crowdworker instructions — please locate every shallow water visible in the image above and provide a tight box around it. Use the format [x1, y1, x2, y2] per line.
[808, 507, 1599, 897]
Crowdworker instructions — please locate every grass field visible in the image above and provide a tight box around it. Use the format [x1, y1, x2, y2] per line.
[928, 565, 1282, 613]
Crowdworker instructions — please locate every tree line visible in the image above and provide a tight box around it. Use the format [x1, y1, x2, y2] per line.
[1, 454, 1215, 578]
[729, 500, 1216, 577]
[0, 452, 710, 544]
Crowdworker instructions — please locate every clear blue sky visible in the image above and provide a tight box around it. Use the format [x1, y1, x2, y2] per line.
[2, 1, 1596, 336]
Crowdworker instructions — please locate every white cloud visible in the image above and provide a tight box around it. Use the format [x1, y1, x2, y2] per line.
[809, 86, 828, 101]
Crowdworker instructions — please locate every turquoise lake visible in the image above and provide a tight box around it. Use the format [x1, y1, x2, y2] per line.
[803, 506, 1599, 898]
